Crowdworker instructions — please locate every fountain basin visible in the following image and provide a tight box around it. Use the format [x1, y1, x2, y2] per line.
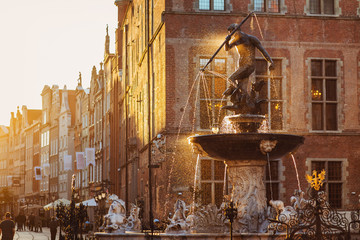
[188, 133, 304, 161]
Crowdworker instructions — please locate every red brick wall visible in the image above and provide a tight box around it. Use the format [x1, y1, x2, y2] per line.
[117, 0, 360, 222]
[162, 1, 360, 210]
[282, 135, 360, 208]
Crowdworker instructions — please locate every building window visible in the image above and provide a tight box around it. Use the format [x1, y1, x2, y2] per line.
[249, 0, 287, 14]
[311, 160, 343, 208]
[43, 112, 47, 124]
[200, 158, 225, 207]
[254, 0, 280, 13]
[305, 0, 340, 15]
[88, 164, 93, 182]
[199, 58, 227, 130]
[309, 0, 334, 14]
[310, 59, 338, 131]
[256, 59, 284, 130]
[265, 159, 280, 203]
[55, 139, 58, 154]
[199, 0, 225, 11]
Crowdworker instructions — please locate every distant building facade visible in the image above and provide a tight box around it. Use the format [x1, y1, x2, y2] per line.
[58, 86, 76, 200]
[0, 125, 9, 213]
[40, 86, 52, 205]
[0, 126, 9, 189]
[49, 85, 62, 201]
[8, 106, 41, 213]
[23, 115, 41, 207]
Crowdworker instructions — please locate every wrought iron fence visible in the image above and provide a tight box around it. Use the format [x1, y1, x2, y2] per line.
[269, 188, 360, 240]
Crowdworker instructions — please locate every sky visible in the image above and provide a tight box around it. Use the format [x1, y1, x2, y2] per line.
[0, 0, 117, 126]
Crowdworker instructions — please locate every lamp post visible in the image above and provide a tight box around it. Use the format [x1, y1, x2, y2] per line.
[55, 174, 87, 240]
[93, 188, 108, 231]
[94, 194, 101, 230]
[224, 201, 237, 240]
[91, 180, 112, 231]
[49, 195, 56, 217]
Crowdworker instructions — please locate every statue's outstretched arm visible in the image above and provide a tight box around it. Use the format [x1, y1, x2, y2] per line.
[224, 32, 240, 51]
[250, 36, 274, 69]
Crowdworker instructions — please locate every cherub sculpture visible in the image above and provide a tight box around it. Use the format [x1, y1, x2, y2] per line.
[166, 199, 190, 233]
[103, 194, 127, 232]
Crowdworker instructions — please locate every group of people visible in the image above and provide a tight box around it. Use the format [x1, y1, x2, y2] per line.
[0, 212, 58, 240]
[15, 212, 42, 232]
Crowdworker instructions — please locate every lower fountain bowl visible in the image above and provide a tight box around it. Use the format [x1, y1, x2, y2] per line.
[188, 133, 304, 161]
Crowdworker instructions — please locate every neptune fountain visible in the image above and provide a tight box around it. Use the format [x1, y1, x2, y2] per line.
[96, 13, 308, 239]
[187, 11, 304, 233]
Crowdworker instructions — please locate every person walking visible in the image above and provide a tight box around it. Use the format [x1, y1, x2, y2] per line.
[15, 212, 25, 231]
[28, 212, 35, 231]
[0, 212, 15, 240]
[49, 217, 58, 240]
[35, 215, 42, 233]
[18, 212, 26, 232]
[14, 215, 18, 232]
[25, 214, 29, 231]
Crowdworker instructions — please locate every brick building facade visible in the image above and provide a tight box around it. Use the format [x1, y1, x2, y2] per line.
[114, 0, 360, 227]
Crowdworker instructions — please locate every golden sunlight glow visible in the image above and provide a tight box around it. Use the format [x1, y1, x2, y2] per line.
[0, 1, 116, 125]
[211, 127, 220, 134]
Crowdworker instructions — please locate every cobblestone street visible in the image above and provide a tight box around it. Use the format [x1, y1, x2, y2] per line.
[13, 228, 51, 240]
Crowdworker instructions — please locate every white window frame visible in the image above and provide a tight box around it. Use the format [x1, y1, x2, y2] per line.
[306, 158, 348, 209]
[43, 111, 47, 124]
[194, 0, 232, 13]
[304, 0, 341, 16]
[197, 56, 228, 131]
[200, 157, 225, 206]
[255, 57, 287, 132]
[307, 58, 342, 133]
[264, 158, 284, 202]
[248, 0, 287, 14]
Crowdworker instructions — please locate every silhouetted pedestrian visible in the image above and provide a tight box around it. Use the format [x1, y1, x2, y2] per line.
[18, 213, 26, 232]
[34, 215, 42, 232]
[28, 213, 35, 231]
[0, 212, 15, 240]
[49, 217, 58, 240]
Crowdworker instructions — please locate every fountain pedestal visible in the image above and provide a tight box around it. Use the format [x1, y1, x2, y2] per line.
[189, 130, 304, 233]
[226, 160, 267, 233]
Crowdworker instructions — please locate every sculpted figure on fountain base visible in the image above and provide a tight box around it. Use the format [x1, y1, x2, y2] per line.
[101, 194, 142, 233]
[103, 194, 127, 233]
[165, 199, 190, 233]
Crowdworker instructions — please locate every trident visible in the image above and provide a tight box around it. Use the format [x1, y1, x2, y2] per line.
[200, 12, 254, 72]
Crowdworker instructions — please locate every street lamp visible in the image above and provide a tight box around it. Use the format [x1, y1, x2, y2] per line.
[224, 201, 238, 240]
[93, 190, 108, 231]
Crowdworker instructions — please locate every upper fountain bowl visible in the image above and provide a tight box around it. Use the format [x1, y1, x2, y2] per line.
[188, 133, 304, 161]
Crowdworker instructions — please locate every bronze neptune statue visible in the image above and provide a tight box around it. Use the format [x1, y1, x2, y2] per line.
[222, 23, 274, 114]
[200, 12, 274, 115]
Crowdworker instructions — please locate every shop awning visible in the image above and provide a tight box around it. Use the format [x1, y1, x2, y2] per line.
[43, 198, 70, 210]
